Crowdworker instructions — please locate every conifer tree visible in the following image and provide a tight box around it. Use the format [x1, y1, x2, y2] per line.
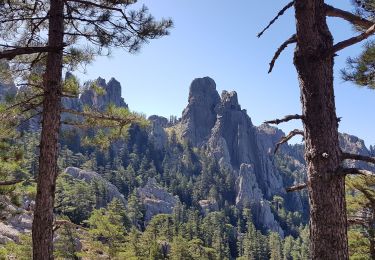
[0, 1, 172, 258]
[258, 1, 375, 258]
[342, 0, 375, 88]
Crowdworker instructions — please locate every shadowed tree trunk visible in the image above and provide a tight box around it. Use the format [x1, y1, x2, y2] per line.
[293, 0, 348, 258]
[32, 0, 64, 258]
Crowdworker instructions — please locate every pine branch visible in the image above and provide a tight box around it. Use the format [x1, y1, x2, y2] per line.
[268, 34, 297, 73]
[328, 24, 375, 56]
[264, 114, 303, 125]
[61, 108, 139, 124]
[0, 46, 63, 60]
[257, 1, 294, 38]
[325, 4, 374, 29]
[342, 152, 375, 165]
[274, 129, 304, 154]
[286, 183, 307, 192]
[64, 0, 138, 33]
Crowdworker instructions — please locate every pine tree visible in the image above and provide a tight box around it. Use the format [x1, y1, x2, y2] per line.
[269, 232, 282, 260]
[346, 175, 375, 259]
[258, 0, 375, 258]
[0, 1, 172, 258]
[342, 0, 375, 89]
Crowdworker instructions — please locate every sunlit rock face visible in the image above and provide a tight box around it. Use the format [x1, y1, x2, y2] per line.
[137, 178, 179, 222]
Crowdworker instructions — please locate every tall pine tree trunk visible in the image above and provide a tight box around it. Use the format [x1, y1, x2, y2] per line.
[32, 0, 64, 259]
[293, 0, 348, 258]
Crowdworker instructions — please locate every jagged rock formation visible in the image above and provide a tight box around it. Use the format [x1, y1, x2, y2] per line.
[236, 164, 284, 236]
[180, 77, 220, 146]
[65, 167, 126, 207]
[80, 77, 127, 111]
[137, 178, 179, 222]
[148, 115, 169, 150]
[165, 77, 291, 235]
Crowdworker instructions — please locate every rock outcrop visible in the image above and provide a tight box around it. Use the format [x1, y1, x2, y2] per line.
[65, 167, 126, 207]
[180, 77, 220, 146]
[80, 77, 127, 111]
[0, 196, 32, 244]
[236, 164, 284, 236]
[175, 77, 289, 235]
[137, 178, 179, 222]
[148, 115, 169, 150]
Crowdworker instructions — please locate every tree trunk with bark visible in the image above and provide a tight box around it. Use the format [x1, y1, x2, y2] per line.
[293, 0, 348, 259]
[32, 0, 64, 259]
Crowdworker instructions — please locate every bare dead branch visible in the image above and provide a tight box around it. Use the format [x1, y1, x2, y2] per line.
[341, 168, 375, 177]
[264, 114, 303, 125]
[257, 1, 294, 38]
[0, 46, 64, 60]
[325, 4, 374, 29]
[328, 24, 375, 56]
[274, 129, 304, 154]
[342, 152, 375, 165]
[286, 183, 307, 192]
[268, 34, 296, 73]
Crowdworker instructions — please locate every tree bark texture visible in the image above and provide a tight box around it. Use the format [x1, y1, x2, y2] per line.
[293, 0, 348, 259]
[32, 0, 64, 259]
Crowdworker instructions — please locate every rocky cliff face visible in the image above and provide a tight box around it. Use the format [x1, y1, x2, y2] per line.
[180, 77, 220, 146]
[175, 77, 286, 234]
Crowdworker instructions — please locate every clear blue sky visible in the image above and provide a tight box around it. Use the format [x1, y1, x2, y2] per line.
[76, 0, 375, 147]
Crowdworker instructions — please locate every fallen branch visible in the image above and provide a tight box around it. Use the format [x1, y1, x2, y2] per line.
[325, 4, 374, 29]
[264, 114, 303, 125]
[274, 129, 304, 154]
[257, 1, 294, 38]
[328, 24, 375, 56]
[342, 152, 375, 165]
[268, 34, 297, 73]
[286, 183, 307, 192]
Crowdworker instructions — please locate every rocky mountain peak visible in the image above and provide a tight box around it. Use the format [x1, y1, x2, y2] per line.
[180, 77, 221, 146]
[219, 90, 241, 111]
[80, 77, 127, 110]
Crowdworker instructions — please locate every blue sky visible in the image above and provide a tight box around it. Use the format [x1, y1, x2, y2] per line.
[77, 0, 375, 147]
